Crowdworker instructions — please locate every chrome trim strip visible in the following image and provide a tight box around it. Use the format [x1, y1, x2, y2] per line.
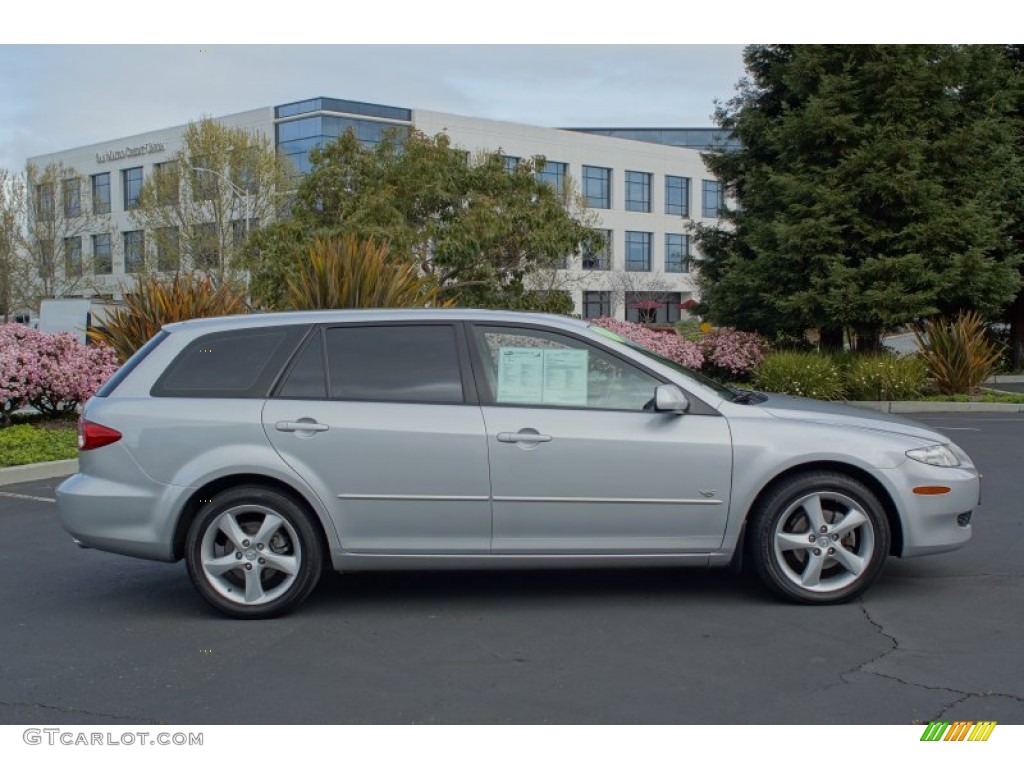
[337, 494, 723, 506]
[337, 493, 490, 502]
[491, 496, 724, 505]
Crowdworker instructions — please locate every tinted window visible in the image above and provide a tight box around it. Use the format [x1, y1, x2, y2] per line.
[325, 325, 463, 403]
[277, 332, 327, 398]
[153, 326, 309, 398]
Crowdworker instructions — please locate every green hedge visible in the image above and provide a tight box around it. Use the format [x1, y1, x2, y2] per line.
[753, 351, 845, 400]
[0, 424, 78, 467]
[753, 351, 929, 401]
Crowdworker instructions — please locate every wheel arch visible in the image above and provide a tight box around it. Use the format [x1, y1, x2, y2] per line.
[172, 474, 332, 562]
[741, 461, 903, 559]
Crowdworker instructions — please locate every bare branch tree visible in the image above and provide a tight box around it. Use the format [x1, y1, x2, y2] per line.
[130, 117, 292, 286]
[22, 162, 115, 308]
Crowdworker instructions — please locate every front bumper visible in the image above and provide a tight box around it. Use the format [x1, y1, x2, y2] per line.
[880, 459, 979, 557]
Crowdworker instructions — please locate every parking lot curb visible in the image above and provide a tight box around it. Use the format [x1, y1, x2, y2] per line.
[847, 401, 1024, 414]
[0, 459, 78, 487]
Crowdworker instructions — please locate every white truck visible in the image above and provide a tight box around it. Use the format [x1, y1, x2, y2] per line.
[37, 299, 121, 345]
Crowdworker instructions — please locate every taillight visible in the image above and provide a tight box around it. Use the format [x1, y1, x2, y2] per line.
[78, 418, 122, 451]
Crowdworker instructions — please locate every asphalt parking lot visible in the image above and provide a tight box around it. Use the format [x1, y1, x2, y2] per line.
[1, 412, 1021, 725]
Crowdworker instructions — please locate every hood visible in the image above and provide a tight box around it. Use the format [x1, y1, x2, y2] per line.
[754, 393, 946, 444]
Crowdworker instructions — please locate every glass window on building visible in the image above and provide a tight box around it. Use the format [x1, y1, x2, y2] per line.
[582, 229, 611, 270]
[155, 162, 179, 206]
[122, 167, 143, 210]
[91, 173, 111, 215]
[62, 178, 81, 218]
[502, 155, 520, 173]
[582, 165, 611, 209]
[536, 159, 567, 194]
[34, 183, 54, 221]
[625, 171, 651, 212]
[92, 233, 112, 274]
[702, 179, 723, 218]
[626, 292, 683, 325]
[665, 234, 691, 273]
[157, 226, 180, 272]
[625, 231, 652, 272]
[665, 175, 690, 216]
[123, 230, 145, 273]
[64, 236, 82, 278]
[582, 291, 612, 320]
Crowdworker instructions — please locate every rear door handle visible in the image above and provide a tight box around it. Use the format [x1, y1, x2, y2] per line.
[497, 431, 552, 443]
[275, 420, 329, 433]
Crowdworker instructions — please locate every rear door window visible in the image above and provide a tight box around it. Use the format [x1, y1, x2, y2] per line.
[324, 324, 465, 404]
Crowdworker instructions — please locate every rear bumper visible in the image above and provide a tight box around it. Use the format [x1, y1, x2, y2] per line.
[55, 447, 186, 562]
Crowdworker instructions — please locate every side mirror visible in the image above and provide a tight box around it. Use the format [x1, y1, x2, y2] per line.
[654, 384, 689, 415]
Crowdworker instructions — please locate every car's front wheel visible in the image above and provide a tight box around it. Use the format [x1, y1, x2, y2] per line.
[185, 485, 323, 619]
[749, 472, 890, 604]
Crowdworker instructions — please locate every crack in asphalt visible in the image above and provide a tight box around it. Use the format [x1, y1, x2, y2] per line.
[841, 600, 1024, 721]
[0, 699, 164, 724]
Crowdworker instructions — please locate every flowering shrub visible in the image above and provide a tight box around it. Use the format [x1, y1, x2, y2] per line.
[0, 324, 120, 425]
[843, 354, 926, 401]
[753, 351, 845, 400]
[699, 328, 767, 381]
[589, 317, 703, 369]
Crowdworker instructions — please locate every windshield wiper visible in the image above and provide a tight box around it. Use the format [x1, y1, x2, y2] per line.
[729, 388, 764, 404]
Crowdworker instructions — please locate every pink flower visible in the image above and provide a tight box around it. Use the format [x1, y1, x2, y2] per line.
[590, 317, 704, 369]
[0, 324, 120, 422]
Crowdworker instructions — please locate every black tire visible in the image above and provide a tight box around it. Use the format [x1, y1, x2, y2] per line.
[185, 485, 323, 619]
[749, 471, 890, 605]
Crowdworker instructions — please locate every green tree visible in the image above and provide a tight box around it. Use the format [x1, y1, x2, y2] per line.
[130, 117, 292, 284]
[245, 129, 598, 311]
[1002, 45, 1024, 368]
[694, 45, 1023, 351]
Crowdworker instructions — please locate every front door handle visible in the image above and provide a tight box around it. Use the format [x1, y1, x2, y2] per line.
[275, 420, 329, 433]
[497, 430, 552, 443]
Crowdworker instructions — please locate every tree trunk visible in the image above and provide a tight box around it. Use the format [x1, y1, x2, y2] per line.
[818, 326, 844, 352]
[1009, 292, 1024, 371]
[854, 325, 882, 353]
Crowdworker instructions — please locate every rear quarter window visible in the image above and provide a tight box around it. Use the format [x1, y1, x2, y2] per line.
[151, 325, 310, 398]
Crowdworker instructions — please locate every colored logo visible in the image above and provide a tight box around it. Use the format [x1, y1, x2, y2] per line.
[920, 721, 997, 742]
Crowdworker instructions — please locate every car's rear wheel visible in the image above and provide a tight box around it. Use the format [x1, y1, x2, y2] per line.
[750, 472, 890, 604]
[185, 485, 323, 619]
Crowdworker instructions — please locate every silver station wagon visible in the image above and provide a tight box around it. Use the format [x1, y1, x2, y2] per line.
[57, 310, 980, 618]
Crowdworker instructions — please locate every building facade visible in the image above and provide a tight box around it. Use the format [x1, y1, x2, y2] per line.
[27, 97, 731, 321]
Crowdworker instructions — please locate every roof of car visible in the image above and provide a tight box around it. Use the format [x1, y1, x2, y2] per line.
[162, 308, 592, 334]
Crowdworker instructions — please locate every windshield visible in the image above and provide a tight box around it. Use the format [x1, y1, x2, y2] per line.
[588, 324, 738, 401]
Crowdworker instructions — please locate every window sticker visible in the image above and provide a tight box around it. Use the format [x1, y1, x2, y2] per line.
[540, 349, 588, 405]
[496, 347, 588, 405]
[497, 348, 544, 403]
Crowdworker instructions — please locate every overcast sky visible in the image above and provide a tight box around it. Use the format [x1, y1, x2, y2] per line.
[2, 1, 1007, 172]
[0, 45, 747, 170]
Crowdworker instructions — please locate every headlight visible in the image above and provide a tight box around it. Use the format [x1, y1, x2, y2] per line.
[906, 445, 961, 467]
